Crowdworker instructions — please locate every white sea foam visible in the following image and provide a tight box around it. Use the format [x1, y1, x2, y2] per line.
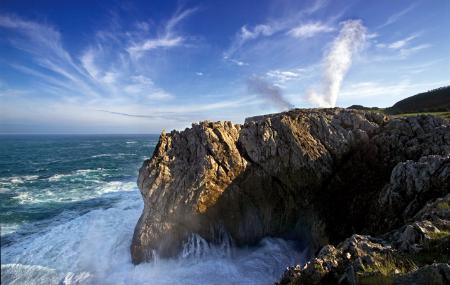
[90, 154, 113, 158]
[117, 153, 136, 156]
[0, 187, 11, 193]
[0, 223, 21, 237]
[95, 181, 136, 195]
[48, 169, 105, 182]
[48, 174, 68, 182]
[12, 175, 132, 205]
[1, 191, 304, 285]
[1, 175, 39, 185]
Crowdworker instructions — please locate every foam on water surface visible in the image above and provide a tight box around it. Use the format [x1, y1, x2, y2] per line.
[0, 135, 304, 284]
[2, 190, 304, 285]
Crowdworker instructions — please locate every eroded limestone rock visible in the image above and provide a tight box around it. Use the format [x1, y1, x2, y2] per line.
[130, 109, 450, 268]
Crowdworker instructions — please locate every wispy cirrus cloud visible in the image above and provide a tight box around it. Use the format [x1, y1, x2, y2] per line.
[375, 33, 431, 59]
[127, 7, 198, 58]
[223, 0, 328, 62]
[0, 14, 100, 98]
[378, 3, 417, 29]
[0, 10, 195, 106]
[266, 69, 301, 83]
[376, 34, 419, 49]
[339, 79, 450, 106]
[0, 10, 200, 130]
[288, 22, 334, 39]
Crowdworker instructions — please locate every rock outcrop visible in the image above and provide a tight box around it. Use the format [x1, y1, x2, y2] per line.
[131, 108, 450, 283]
[278, 194, 450, 285]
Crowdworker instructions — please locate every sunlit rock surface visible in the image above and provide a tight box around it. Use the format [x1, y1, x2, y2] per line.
[130, 108, 450, 284]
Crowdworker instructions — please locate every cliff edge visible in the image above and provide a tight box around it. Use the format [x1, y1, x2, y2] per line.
[131, 108, 449, 283]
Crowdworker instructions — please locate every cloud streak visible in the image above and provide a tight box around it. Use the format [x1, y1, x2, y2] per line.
[97, 110, 192, 121]
[224, 0, 328, 61]
[378, 4, 416, 28]
[126, 7, 197, 58]
[0, 11, 193, 107]
[288, 22, 334, 39]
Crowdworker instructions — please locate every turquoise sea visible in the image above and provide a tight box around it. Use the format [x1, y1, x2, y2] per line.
[0, 135, 303, 285]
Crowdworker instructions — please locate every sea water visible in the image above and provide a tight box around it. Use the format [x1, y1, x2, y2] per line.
[0, 135, 304, 285]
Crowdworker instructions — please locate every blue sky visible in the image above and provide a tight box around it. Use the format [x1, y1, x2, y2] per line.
[0, 0, 449, 134]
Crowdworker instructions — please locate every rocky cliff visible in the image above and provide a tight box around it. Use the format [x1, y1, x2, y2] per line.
[131, 108, 450, 284]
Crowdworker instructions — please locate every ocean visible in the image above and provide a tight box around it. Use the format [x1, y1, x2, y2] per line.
[0, 135, 304, 285]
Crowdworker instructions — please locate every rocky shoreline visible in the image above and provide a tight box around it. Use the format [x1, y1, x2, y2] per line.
[131, 108, 449, 284]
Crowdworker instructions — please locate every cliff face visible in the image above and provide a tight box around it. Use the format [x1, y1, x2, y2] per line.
[131, 108, 450, 283]
[131, 108, 385, 263]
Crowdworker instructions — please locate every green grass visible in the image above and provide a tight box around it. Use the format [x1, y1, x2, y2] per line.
[361, 253, 416, 275]
[358, 274, 394, 285]
[427, 230, 450, 240]
[436, 201, 450, 211]
[392, 111, 450, 118]
[357, 253, 417, 285]
[350, 108, 450, 119]
[406, 236, 450, 265]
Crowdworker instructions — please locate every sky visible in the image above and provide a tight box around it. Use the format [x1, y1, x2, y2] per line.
[0, 0, 449, 134]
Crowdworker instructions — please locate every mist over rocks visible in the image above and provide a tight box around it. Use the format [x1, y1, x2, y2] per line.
[131, 108, 449, 283]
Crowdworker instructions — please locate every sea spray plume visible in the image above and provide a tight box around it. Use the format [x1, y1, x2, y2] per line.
[308, 20, 367, 107]
[247, 76, 293, 110]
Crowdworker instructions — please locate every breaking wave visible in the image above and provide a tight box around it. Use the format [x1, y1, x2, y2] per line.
[1, 189, 304, 285]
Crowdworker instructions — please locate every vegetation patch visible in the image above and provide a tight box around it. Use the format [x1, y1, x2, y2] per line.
[357, 252, 417, 285]
[427, 230, 450, 240]
[436, 201, 450, 211]
[407, 238, 450, 265]
[392, 111, 450, 119]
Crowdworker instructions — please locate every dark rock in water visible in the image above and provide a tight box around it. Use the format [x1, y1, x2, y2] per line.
[130, 108, 450, 283]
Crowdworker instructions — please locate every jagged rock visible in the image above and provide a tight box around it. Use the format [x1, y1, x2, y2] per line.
[277, 234, 397, 285]
[372, 115, 450, 165]
[278, 193, 450, 285]
[379, 155, 450, 228]
[131, 121, 245, 262]
[394, 263, 450, 285]
[131, 108, 390, 263]
[385, 194, 450, 252]
[311, 116, 450, 242]
[130, 108, 450, 265]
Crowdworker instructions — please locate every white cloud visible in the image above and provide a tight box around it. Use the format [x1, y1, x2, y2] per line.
[126, 7, 197, 58]
[339, 80, 450, 106]
[266, 69, 303, 83]
[399, 44, 431, 57]
[288, 22, 334, 39]
[127, 36, 183, 56]
[224, 57, 248, 66]
[0, 12, 265, 132]
[0, 15, 99, 98]
[373, 33, 430, 60]
[195, 72, 203, 76]
[240, 24, 274, 41]
[379, 4, 417, 28]
[224, 0, 328, 59]
[340, 81, 411, 99]
[383, 34, 418, 50]
[0, 13, 183, 109]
